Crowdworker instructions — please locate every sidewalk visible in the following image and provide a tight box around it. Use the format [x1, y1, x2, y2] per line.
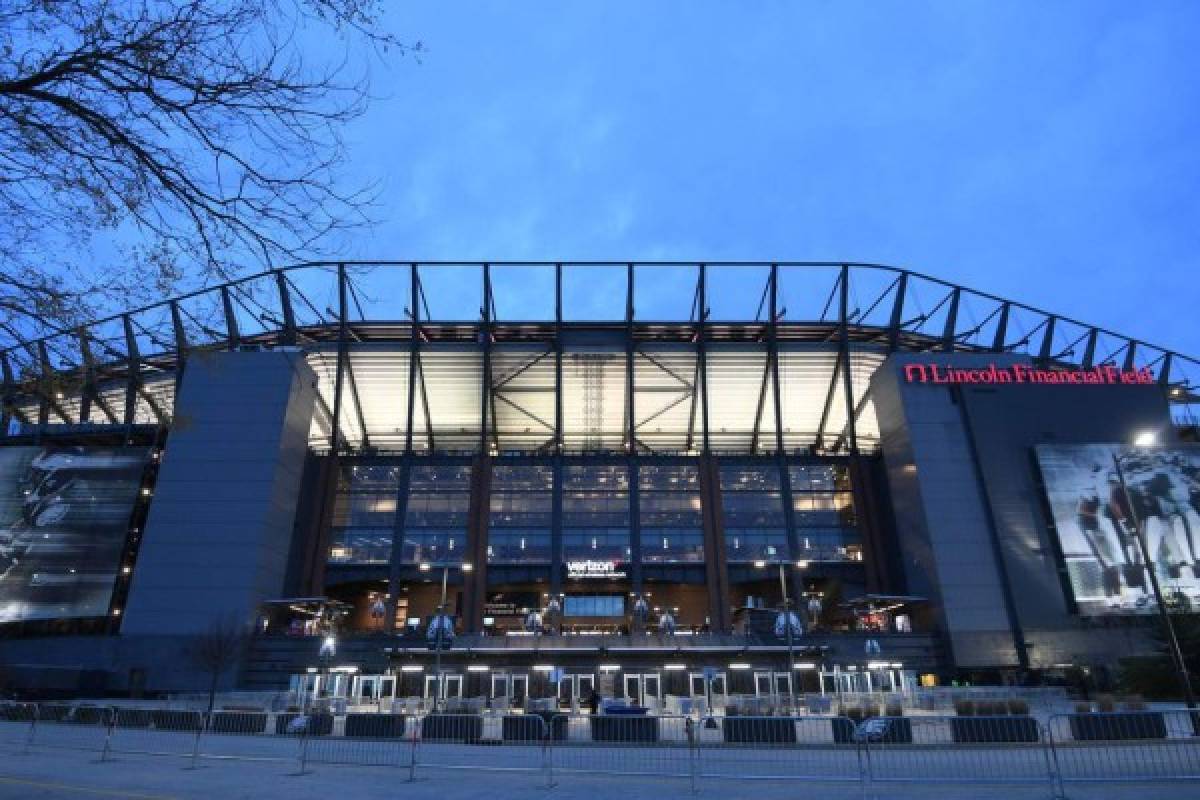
[0, 745, 1186, 800]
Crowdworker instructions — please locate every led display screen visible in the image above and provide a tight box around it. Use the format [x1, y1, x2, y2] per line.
[1036, 443, 1200, 615]
[0, 445, 149, 623]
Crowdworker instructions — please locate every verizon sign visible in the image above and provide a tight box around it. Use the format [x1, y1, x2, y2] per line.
[566, 560, 627, 579]
[903, 363, 1154, 386]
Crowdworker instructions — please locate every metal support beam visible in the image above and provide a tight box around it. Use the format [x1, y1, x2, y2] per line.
[1123, 341, 1138, 372]
[480, 263, 495, 455]
[886, 272, 908, 353]
[1160, 353, 1173, 386]
[626, 264, 642, 591]
[121, 316, 140, 429]
[769, 265, 805, 604]
[220, 286, 241, 350]
[551, 264, 564, 598]
[838, 265, 859, 454]
[940, 288, 960, 352]
[1038, 316, 1057, 363]
[330, 264, 349, 455]
[405, 264, 419, 455]
[991, 302, 1011, 352]
[1082, 329, 1099, 370]
[275, 271, 298, 346]
[33, 342, 70, 424]
[698, 264, 711, 454]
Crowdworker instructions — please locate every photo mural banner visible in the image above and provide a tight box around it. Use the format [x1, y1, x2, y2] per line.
[1036, 443, 1200, 615]
[0, 445, 149, 623]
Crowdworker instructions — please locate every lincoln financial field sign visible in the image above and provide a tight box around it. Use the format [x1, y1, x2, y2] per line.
[904, 363, 1156, 386]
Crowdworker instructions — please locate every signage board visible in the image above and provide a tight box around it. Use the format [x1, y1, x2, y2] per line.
[566, 559, 627, 580]
[903, 363, 1154, 387]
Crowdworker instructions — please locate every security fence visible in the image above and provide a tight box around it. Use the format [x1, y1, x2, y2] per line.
[3, 702, 1200, 796]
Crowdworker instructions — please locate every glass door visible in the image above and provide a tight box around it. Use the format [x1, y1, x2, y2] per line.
[512, 674, 528, 705]
[491, 673, 511, 699]
[773, 672, 793, 698]
[754, 671, 773, 697]
[424, 674, 463, 700]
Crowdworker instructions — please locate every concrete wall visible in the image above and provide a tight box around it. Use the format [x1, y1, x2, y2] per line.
[121, 349, 316, 638]
[872, 353, 1021, 668]
[872, 351, 1174, 673]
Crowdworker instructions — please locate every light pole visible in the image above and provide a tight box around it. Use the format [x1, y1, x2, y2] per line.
[1111, 436, 1196, 709]
[755, 558, 807, 714]
[421, 561, 473, 711]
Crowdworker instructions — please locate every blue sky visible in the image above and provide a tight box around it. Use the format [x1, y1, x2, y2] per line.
[330, 1, 1200, 354]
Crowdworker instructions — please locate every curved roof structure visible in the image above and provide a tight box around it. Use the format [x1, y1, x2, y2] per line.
[1, 262, 1195, 456]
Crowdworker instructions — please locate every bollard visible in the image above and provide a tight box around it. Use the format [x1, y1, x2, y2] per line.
[98, 707, 116, 763]
[188, 711, 206, 770]
[1042, 722, 1066, 800]
[408, 719, 420, 783]
[542, 726, 555, 789]
[297, 720, 311, 775]
[686, 717, 697, 795]
[22, 703, 39, 755]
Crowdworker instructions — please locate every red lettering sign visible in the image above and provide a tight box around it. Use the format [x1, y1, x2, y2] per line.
[903, 363, 1154, 386]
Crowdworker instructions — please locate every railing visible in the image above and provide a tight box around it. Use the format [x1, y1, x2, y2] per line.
[4, 702, 1200, 796]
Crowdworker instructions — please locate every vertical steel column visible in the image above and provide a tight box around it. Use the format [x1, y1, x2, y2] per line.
[699, 455, 731, 633]
[275, 271, 298, 346]
[697, 264, 711, 454]
[837, 266, 858, 454]
[626, 264, 642, 593]
[220, 286, 241, 350]
[770, 266, 805, 604]
[0, 352, 12, 433]
[940, 288, 960, 352]
[991, 303, 1011, 353]
[330, 264, 348, 456]
[1081, 329, 1099, 370]
[1123, 341, 1138, 372]
[551, 264, 564, 598]
[77, 330, 93, 424]
[886, 272, 908, 353]
[1159, 353, 1173, 387]
[480, 263, 493, 455]
[1038, 316, 1057, 364]
[169, 301, 188, 417]
[389, 264, 422, 632]
[121, 315, 140, 434]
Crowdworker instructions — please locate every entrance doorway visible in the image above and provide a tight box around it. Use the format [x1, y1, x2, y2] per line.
[623, 673, 661, 708]
[558, 673, 596, 708]
[352, 675, 396, 707]
[491, 673, 529, 706]
[424, 673, 463, 702]
[754, 671, 792, 699]
[689, 672, 727, 709]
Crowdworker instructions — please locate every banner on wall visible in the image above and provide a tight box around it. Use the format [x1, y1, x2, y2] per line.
[1036, 443, 1200, 615]
[0, 445, 149, 623]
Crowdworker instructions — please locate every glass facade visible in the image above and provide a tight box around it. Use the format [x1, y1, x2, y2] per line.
[400, 464, 471, 564]
[720, 464, 789, 563]
[327, 465, 400, 564]
[639, 464, 704, 563]
[488, 465, 553, 563]
[789, 464, 862, 562]
[562, 465, 630, 561]
[325, 459, 861, 570]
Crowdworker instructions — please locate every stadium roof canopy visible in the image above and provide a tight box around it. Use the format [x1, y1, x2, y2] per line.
[1, 262, 1195, 457]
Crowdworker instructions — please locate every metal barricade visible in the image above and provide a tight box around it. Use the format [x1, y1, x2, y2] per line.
[548, 713, 692, 782]
[1046, 709, 1200, 786]
[0, 702, 37, 751]
[195, 710, 298, 762]
[105, 708, 206, 759]
[694, 715, 863, 784]
[863, 714, 1055, 791]
[413, 713, 549, 785]
[27, 704, 113, 752]
[302, 713, 411, 768]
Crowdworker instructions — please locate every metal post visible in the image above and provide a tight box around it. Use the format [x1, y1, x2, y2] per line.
[22, 702, 38, 754]
[434, 565, 449, 711]
[1112, 449, 1197, 708]
[188, 711, 205, 770]
[778, 562, 796, 714]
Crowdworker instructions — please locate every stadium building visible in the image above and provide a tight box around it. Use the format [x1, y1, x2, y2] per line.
[0, 262, 1197, 708]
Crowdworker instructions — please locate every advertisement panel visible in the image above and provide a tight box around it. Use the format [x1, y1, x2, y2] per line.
[1036, 443, 1200, 615]
[0, 445, 149, 623]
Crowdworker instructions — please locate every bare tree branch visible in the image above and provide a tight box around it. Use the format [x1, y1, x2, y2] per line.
[0, 0, 417, 345]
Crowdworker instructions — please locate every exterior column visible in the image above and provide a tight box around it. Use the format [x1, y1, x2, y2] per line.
[463, 454, 492, 632]
[699, 454, 731, 633]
